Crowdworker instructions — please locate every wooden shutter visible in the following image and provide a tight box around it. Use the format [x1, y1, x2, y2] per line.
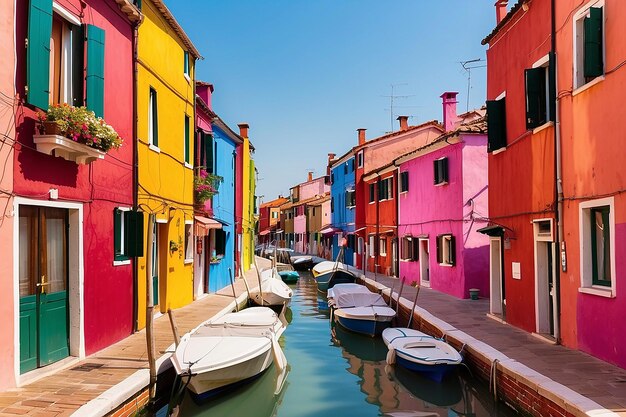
[436, 235, 443, 264]
[441, 158, 449, 183]
[124, 210, 144, 257]
[27, 0, 53, 110]
[411, 239, 419, 261]
[525, 67, 546, 129]
[486, 98, 507, 152]
[85, 25, 105, 118]
[400, 171, 409, 192]
[184, 116, 190, 164]
[584, 7, 603, 78]
[205, 132, 214, 173]
[449, 235, 456, 266]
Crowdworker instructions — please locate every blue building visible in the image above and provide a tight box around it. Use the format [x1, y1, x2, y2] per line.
[330, 152, 356, 265]
[206, 117, 241, 292]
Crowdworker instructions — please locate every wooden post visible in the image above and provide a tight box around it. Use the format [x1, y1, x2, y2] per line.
[168, 308, 180, 347]
[253, 256, 264, 305]
[229, 268, 239, 312]
[407, 282, 421, 329]
[396, 279, 405, 314]
[240, 263, 251, 299]
[145, 214, 157, 399]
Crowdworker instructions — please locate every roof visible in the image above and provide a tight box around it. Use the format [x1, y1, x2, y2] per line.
[280, 193, 329, 210]
[260, 197, 289, 209]
[331, 120, 443, 168]
[482, 1, 527, 45]
[308, 194, 331, 206]
[113, 0, 142, 23]
[211, 114, 243, 145]
[195, 95, 216, 119]
[150, 0, 202, 59]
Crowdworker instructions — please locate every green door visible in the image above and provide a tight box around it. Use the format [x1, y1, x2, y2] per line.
[19, 206, 69, 374]
[151, 221, 159, 305]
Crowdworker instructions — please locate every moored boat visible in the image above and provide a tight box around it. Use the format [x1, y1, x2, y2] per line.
[315, 265, 357, 293]
[170, 307, 287, 403]
[250, 267, 293, 306]
[382, 327, 462, 382]
[278, 269, 299, 283]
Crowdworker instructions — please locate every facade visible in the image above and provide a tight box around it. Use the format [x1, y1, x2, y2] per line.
[395, 97, 489, 299]
[236, 124, 256, 271]
[329, 152, 356, 264]
[290, 173, 330, 253]
[135, 0, 200, 329]
[306, 193, 331, 257]
[482, 0, 557, 339]
[0, 0, 15, 390]
[555, 0, 626, 368]
[258, 196, 289, 245]
[13, 0, 140, 385]
[354, 118, 444, 272]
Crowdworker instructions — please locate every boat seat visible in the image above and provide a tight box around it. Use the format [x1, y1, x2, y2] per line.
[402, 342, 438, 349]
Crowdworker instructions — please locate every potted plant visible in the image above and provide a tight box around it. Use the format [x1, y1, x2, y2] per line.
[37, 104, 123, 153]
[194, 169, 223, 204]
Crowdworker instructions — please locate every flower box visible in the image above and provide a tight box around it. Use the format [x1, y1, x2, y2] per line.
[33, 134, 105, 164]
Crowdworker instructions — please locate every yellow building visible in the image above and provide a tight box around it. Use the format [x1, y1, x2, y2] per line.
[238, 124, 256, 271]
[136, 0, 201, 328]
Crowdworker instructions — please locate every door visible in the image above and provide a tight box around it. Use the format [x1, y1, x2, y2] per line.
[19, 206, 69, 374]
[535, 241, 556, 336]
[419, 238, 429, 285]
[391, 239, 398, 277]
[151, 221, 159, 306]
[490, 238, 504, 317]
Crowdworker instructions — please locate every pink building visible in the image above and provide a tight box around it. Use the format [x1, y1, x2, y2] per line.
[291, 172, 330, 252]
[396, 93, 489, 299]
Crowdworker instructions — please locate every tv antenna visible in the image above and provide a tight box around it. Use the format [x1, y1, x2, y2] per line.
[381, 83, 415, 132]
[460, 59, 486, 112]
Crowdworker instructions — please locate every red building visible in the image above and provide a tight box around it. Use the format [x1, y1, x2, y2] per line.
[481, 0, 557, 338]
[13, 0, 140, 382]
[258, 196, 289, 245]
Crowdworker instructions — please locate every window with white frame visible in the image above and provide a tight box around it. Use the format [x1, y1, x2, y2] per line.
[436, 234, 456, 266]
[579, 197, 614, 293]
[434, 158, 449, 185]
[369, 235, 375, 258]
[357, 237, 363, 255]
[400, 171, 409, 193]
[148, 88, 158, 148]
[574, 1, 605, 89]
[378, 177, 393, 201]
[525, 55, 551, 129]
[113, 207, 130, 263]
[184, 222, 194, 263]
[380, 237, 387, 256]
[49, 11, 83, 107]
[346, 190, 356, 208]
[357, 151, 363, 168]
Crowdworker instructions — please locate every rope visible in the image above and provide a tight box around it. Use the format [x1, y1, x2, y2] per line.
[489, 358, 500, 402]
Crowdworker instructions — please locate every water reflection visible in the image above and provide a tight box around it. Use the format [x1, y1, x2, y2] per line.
[178, 272, 515, 417]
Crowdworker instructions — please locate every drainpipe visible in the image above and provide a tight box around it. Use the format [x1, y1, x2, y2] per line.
[551, 0, 562, 343]
[375, 175, 380, 276]
[394, 170, 399, 278]
[131, 18, 139, 332]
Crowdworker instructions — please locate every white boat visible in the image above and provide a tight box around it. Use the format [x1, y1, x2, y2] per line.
[382, 327, 462, 382]
[170, 307, 287, 403]
[314, 261, 357, 292]
[327, 283, 396, 337]
[311, 260, 348, 277]
[250, 267, 293, 306]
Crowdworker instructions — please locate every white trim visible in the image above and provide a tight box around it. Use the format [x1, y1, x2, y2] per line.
[532, 53, 550, 69]
[492, 146, 507, 155]
[113, 260, 131, 267]
[489, 237, 503, 315]
[572, 0, 605, 90]
[13, 197, 85, 387]
[572, 75, 605, 97]
[183, 73, 190, 83]
[579, 196, 615, 297]
[184, 162, 193, 169]
[495, 91, 506, 101]
[53, 2, 81, 26]
[532, 121, 554, 135]
[155, 218, 168, 224]
[184, 220, 194, 225]
[533, 218, 554, 242]
[148, 144, 160, 154]
[419, 238, 430, 286]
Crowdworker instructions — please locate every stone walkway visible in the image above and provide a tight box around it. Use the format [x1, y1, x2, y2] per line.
[0, 259, 270, 416]
[362, 271, 626, 416]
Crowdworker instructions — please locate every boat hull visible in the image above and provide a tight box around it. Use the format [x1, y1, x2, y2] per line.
[336, 315, 392, 337]
[394, 355, 457, 383]
[316, 270, 356, 292]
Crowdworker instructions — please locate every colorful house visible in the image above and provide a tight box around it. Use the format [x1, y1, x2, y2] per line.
[395, 93, 489, 299]
[306, 193, 331, 257]
[135, 0, 201, 329]
[329, 151, 357, 264]
[290, 172, 330, 253]
[354, 118, 443, 272]
[208, 111, 242, 292]
[13, 0, 140, 384]
[555, 0, 626, 368]
[481, 0, 558, 339]
[258, 196, 289, 246]
[0, 0, 15, 390]
[235, 124, 256, 271]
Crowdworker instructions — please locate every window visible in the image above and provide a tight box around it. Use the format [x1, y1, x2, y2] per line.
[271, 211, 278, 219]
[331, 198, 334, 213]
[434, 158, 449, 185]
[400, 171, 409, 193]
[369, 183, 376, 203]
[350, 158, 355, 172]
[580, 198, 614, 294]
[26, 2, 105, 114]
[347, 234, 356, 251]
[401, 236, 419, 261]
[149, 88, 158, 148]
[184, 222, 194, 263]
[214, 229, 226, 256]
[378, 178, 393, 201]
[574, 3, 604, 89]
[114, 208, 130, 263]
[114, 208, 143, 262]
[183, 51, 190, 77]
[486, 97, 507, 152]
[357, 151, 363, 168]
[357, 237, 364, 255]
[436, 234, 456, 266]
[346, 190, 356, 208]
[369, 235, 375, 258]
[184, 115, 191, 165]
[380, 237, 387, 256]
[201, 131, 214, 173]
[312, 207, 317, 216]
[525, 55, 552, 130]
[344, 163, 348, 174]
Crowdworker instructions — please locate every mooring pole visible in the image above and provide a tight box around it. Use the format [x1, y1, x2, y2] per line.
[167, 309, 180, 347]
[145, 214, 157, 399]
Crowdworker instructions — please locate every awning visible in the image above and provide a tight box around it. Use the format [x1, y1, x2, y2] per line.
[275, 229, 284, 234]
[319, 226, 340, 235]
[212, 217, 230, 227]
[348, 226, 366, 234]
[195, 215, 222, 236]
[477, 225, 505, 237]
[381, 229, 395, 234]
[259, 229, 271, 236]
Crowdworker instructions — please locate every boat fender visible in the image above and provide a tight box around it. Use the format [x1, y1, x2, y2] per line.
[386, 345, 396, 365]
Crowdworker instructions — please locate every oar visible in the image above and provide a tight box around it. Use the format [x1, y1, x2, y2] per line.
[240, 263, 251, 300]
[407, 281, 421, 329]
[228, 268, 238, 312]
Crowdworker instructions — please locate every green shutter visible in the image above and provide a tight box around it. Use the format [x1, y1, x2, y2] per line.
[184, 116, 190, 164]
[184, 51, 189, 75]
[449, 235, 456, 266]
[85, 25, 105, 118]
[486, 98, 507, 152]
[436, 235, 443, 264]
[150, 88, 158, 147]
[205, 132, 214, 173]
[124, 211, 144, 257]
[584, 7, 603, 78]
[525, 67, 546, 129]
[27, 0, 53, 110]
[113, 209, 126, 261]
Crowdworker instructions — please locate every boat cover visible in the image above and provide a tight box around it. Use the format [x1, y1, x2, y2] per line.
[312, 261, 348, 276]
[334, 305, 397, 321]
[328, 283, 387, 309]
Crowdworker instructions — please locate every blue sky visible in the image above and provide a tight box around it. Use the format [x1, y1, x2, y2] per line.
[167, 1, 496, 202]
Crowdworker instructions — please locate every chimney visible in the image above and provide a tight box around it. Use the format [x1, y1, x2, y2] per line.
[327, 152, 336, 162]
[357, 128, 367, 145]
[307, 171, 313, 182]
[238, 123, 249, 138]
[326, 153, 336, 179]
[440, 92, 459, 132]
[495, 0, 508, 24]
[397, 116, 409, 131]
[195, 81, 214, 109]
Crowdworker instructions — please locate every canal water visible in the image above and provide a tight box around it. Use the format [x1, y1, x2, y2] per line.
[178, 272, 518, 417]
